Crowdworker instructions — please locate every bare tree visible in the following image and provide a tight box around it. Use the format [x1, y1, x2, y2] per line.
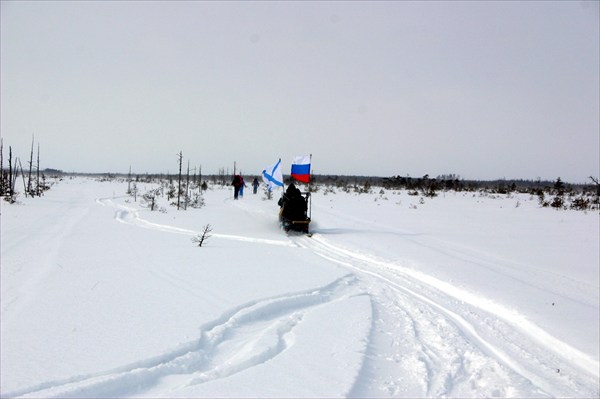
[7, 146, 14, 200]
[177, 151, 183, 210]
[36, 144, 41, 196]
[590, 176, 600, 207]
[590, 176, 599, 189]
[0, 138, 4, 196]
[127, 165, 132, 194]
[27, 135, 34, 197]
[185, 160, 190, 210]
[192, 224, 212, 247]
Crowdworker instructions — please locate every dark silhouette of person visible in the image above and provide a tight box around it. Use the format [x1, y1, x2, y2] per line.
[231, 174, 242, 200]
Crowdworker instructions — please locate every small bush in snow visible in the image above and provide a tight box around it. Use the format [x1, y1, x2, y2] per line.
[262, 186, 273, 200]
[142, 189, 161, 211]
[189, 192, 205, 209]
[192, 224, 213, 247]
[550, 195, 565, 210]
[570, 197, 590, 211]
[323, 186, 336, 195]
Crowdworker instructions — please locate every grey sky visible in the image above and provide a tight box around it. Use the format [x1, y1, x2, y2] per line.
[1, 1, 598, 182]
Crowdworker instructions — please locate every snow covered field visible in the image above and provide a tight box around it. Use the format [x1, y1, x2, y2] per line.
[1, 177, 598, 398]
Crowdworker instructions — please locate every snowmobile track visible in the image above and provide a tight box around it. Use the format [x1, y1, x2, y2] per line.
[4, 275, 363, 398]
[69, 195, 598, 398]
[295, 233, 599, 397]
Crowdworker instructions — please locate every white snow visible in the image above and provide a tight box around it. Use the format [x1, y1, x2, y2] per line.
[1, 177, 598, 398]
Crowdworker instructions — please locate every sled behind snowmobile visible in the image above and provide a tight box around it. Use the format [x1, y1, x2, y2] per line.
[278, 189, 311, 234]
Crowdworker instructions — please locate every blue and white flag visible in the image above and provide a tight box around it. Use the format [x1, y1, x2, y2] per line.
[262, 159, 284, 191]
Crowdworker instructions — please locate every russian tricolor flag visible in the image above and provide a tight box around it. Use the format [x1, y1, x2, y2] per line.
[291, 155, 311, 183]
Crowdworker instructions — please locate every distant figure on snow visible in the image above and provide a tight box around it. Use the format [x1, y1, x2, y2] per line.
[232, 174, 242, 200]
[252, 177, 260, 194]
[239, 176, 247, 198]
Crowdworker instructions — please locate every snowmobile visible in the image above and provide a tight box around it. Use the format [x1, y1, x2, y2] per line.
[278, 184, 311, 234]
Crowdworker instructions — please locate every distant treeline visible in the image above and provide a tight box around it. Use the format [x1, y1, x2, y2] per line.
[308, 174, 599, 211]
[5, 167, 598, 211]
[3, 140, 596, 210]
[305, 174, 599, 195]
[34, 170, 598, 193]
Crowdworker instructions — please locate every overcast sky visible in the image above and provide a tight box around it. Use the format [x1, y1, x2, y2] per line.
[1, 1, 598, 182]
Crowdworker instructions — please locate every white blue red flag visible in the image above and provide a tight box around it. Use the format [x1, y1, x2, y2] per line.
[262, 159, 284, 191]
[291, 155, 311, 183]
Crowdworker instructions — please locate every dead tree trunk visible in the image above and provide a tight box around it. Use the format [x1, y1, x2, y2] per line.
[36, 144, 41, 196]
[177, 151, 183, 210]
[27, 135, 34, 197]
[8, 146, 14, 199]
[127, 165, 132, 194]
[0, 138, 4, 196]
[18, 158, 27, 195]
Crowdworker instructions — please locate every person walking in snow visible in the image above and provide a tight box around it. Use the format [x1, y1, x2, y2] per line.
[232, 174, 242, 200]
[239, 176, 247, 198]
[252, 177, 259, 194]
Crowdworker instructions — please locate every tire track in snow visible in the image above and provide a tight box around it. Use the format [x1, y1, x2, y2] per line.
[5, 275, 362, 398]
[296, 234, 599, 397]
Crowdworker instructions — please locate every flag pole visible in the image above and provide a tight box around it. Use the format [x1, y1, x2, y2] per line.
[280, 158, 284, 192]
[308, 154, 312, 221]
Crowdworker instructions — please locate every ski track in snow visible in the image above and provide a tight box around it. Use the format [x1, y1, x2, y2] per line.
[9, 194, 597, 398]
[5, 274, 362, 398]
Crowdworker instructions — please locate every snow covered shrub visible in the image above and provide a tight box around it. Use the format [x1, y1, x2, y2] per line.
[142, 189, 161, 211]
[550, 196, 565, 209]
[378, 189, 388, 201]
[422, 187, 438, 198]
[323, 186, 336, 195]
[166, 184, 176, 201]
[189, 192, 205, 209]
[348, 181, 372, 194]
[538, 191, 549, 207]
[3, 192, 18, 204]
[262, 186, 273, 200]
[570, 196, 590, 211]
